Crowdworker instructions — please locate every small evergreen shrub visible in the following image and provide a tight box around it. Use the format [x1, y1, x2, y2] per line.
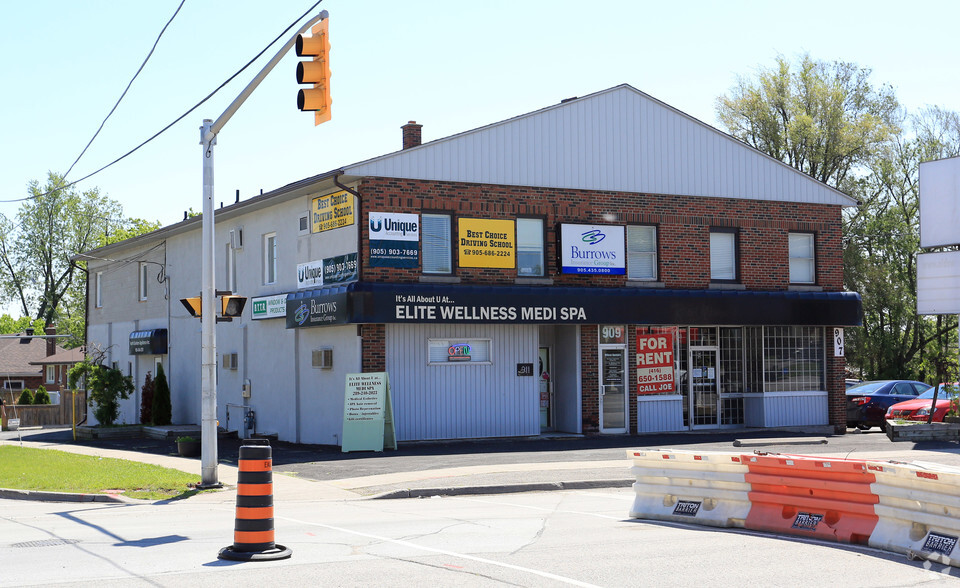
[33, 385, 51, 405]
[151, 364, 172, 426]
[140, 371, 155, 425]
[16, 389, 34, 405]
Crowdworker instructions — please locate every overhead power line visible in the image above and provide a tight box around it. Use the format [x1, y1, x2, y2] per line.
[0, 0, 325, 205]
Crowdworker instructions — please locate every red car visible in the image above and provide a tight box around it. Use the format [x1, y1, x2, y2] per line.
[885, 383, 960, 422]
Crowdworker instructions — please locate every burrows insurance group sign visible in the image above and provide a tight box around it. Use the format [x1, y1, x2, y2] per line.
[559, 224, 625, 275]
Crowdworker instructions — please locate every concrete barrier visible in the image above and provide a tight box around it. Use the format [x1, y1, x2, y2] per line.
[867, 459, 960, 567]
[627, 448, 751, 528]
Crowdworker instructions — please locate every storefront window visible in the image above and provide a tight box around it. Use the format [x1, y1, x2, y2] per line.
[762, 326, 824, 392]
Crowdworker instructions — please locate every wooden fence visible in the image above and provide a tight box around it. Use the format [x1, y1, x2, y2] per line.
[2, 390, 87, 428]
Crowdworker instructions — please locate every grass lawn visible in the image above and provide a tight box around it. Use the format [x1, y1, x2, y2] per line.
[0, 445, 201, 501]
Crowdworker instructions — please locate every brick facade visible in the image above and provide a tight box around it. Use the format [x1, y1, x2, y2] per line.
[356, 176, 848, 434]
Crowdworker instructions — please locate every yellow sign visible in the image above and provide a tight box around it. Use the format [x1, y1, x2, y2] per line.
[311, 190, 354, 233]
[458, 218, 515, 268]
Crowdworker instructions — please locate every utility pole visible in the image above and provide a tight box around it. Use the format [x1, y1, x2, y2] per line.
[196, 9, 329, 488]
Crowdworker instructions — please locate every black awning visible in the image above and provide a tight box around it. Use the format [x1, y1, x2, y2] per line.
[129, 328, 168, 355]
[286, 282, 861, 328]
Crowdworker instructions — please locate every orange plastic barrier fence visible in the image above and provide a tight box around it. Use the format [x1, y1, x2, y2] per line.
[742, 454, 879, 545]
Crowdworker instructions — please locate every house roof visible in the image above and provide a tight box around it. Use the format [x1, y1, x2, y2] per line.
[343, 84, 857, 207]
[0, 334, 74, 377]
[29, 348, 85, 365]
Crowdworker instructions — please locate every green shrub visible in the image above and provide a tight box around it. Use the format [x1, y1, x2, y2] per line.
[68, 359, 133, 427]
[16, 389, 34, 405]
[33, 385, 51, 405]
[151, 364, 171, 426]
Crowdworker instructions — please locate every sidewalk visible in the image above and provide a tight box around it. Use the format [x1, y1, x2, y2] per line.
[4, 426, 960, 503]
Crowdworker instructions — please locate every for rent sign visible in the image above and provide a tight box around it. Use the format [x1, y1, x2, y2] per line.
[636, 331, 675, 394]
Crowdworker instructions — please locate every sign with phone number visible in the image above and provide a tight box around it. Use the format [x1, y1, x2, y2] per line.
[636, 331, 675, 394]
[458, 218, 516, 268]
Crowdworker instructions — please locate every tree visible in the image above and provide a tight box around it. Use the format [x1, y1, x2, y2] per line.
[151, 363, 171, 426]
[716, 53, 900, 191]
[0, 315, 45, 334]
[0, 172, 161, 348]
[140, 371, 155, 425]
[67, 349, 133, 427]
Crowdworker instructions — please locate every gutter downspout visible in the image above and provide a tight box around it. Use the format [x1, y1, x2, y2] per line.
[334, 174, 362, 284]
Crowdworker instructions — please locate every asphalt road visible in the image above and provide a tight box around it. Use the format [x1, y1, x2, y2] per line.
[6, 426, 960, 482]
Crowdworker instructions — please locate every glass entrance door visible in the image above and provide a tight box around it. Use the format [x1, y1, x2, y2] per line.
[690, 348, 719, 427]
[600, 347, 627, 433]
[539, 347, 553, 431]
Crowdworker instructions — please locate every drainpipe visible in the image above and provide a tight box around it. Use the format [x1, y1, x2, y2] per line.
[334, 174, 362, 284]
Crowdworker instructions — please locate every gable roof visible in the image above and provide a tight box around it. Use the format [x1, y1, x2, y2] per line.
[343, 84, 856, 207]
[0, 334, 74, 377]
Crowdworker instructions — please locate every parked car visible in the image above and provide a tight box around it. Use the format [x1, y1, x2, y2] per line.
[846, 380, 929, 430]
[885, 383, 960, 423]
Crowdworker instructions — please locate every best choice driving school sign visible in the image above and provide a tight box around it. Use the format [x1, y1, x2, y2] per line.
[458, 218, 515, 268]
[311, 190, 354, 233]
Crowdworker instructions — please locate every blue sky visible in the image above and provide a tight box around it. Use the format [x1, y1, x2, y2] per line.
[2, 0, 959, 228]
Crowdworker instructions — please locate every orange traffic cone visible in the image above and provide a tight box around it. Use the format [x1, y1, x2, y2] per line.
[218, 439, 292, 561]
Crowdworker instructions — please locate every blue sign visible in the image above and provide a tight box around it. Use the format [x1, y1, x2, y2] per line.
[559, 224, 625, 275]
[369, 212, 420, 268]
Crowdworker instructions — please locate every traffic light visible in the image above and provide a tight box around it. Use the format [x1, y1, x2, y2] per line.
[296, 17, 331, 125]
[181, 297, 202, 318]
[221, 295, 247, 318]
[179, 294, 247, 320]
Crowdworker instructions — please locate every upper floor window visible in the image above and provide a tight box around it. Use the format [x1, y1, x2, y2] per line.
[45, 365, 56, 384]
[95, 272, 103, 308]
[422, 213, 452, 274]
[139, 263, 149, 301]
[263, 232, 278, 285]
[516, 218, 545, 277]
[710, 228, 738, 282]
[627, 225, 657, 280]
[789, 232, 815, 284]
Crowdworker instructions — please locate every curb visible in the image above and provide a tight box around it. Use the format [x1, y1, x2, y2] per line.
[0, 487, 132, 503]
[368, 478, 634, 499]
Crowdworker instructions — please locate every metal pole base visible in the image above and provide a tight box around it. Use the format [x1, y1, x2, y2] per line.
[218, 544, 292, 561]
[196, 482, 224, 490]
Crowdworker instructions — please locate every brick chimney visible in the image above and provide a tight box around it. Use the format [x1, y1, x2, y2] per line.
[401, 121, 422, 150]
[45, 325, 56, 357]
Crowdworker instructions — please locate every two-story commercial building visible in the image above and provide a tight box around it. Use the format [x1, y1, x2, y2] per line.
[79, 84, 861, 444]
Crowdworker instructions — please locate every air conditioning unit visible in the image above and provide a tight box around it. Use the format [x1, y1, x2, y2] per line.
[312, 348, 333, 369]
[222, 352, 238, 370]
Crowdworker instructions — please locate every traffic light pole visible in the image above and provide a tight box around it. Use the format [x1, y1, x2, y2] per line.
[197, 9, 328, 488]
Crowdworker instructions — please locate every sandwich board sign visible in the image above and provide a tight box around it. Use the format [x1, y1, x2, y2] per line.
[341, 372, 396, 452]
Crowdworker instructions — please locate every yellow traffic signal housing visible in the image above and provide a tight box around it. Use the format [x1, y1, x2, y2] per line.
[180, 297, 202, 318]
[221, 295, 247, 318]
[296, 17, 331, 125]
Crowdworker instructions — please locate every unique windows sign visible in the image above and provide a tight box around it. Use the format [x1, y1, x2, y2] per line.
[559, 224, 625, 274]
[297, 253, 358, 289]
[311, 190, 354, 233]
[369, 212, 419, 268]
[636, 331, 675, 394]
[458, 218, 516, 269]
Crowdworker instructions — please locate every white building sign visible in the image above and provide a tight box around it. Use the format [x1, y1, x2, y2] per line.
[251, 294, 287, 320]
[559, 224, 625, 275]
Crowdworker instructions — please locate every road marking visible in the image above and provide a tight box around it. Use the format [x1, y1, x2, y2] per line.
[277, 514, 601, 587]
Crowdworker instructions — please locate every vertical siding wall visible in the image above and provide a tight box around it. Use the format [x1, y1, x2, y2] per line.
[386, 323, 539, 441]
